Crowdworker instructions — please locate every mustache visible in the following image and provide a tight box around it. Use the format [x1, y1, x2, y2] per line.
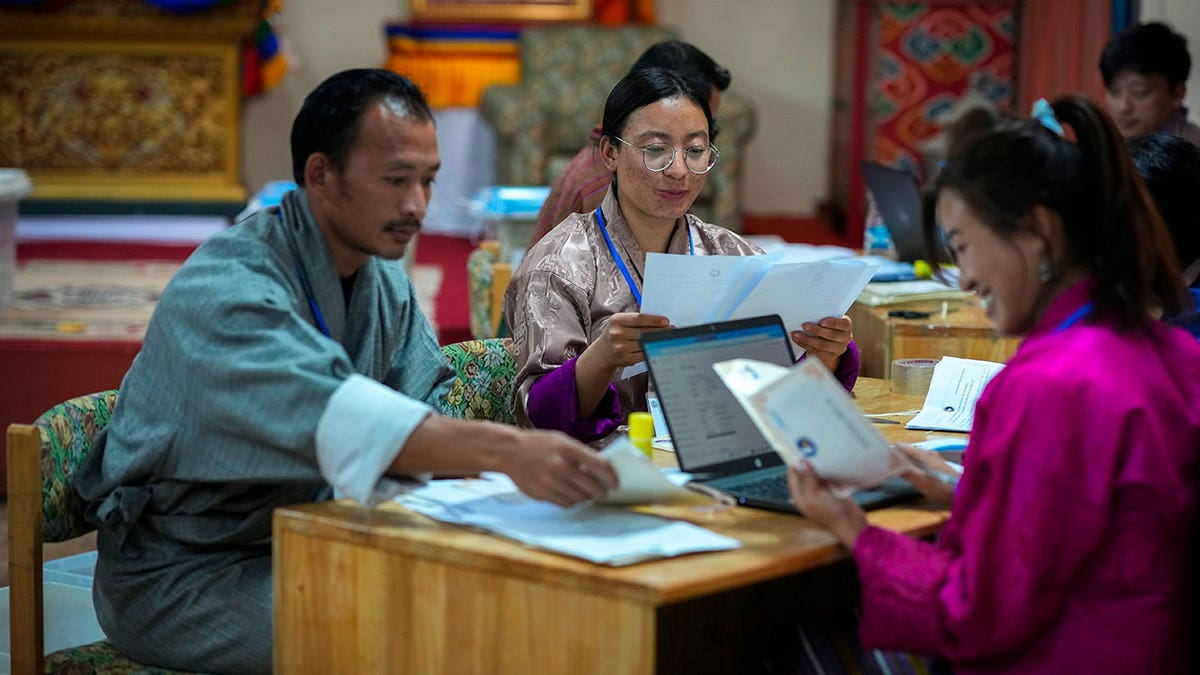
[386, 217, 422, 231]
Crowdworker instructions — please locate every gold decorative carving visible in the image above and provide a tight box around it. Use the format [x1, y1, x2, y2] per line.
[1, 50, 229, 175]
[0, 0, 258, 203]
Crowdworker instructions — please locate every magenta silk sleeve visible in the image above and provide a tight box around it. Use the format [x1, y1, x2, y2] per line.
[525, 355, 622, 441]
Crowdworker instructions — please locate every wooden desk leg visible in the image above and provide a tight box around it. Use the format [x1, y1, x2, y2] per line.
[274, 526, 655, 674]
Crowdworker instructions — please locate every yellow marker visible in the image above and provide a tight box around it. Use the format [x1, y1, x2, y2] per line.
[56, 321, 86, 333]
[913, 259, 933, 279]
[628, 412, 654, 459]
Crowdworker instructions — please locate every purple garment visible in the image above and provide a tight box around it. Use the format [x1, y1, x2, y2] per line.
[526, 355, 621, 440]
[852, 279, 1200, 674]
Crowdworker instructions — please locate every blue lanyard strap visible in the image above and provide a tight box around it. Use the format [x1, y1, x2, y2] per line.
[594, 206, 693, 306]
[295, 262, 332, 338]
[1055, 302, 1092, 333]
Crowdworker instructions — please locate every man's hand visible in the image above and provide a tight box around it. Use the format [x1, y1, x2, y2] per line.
[791, 314, 853, 373]
[786, 461, 868, 548]
[497, 429, 619, 507]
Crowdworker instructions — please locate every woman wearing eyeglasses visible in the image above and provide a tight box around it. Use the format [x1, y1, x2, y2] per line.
[503, 67, 857, 441]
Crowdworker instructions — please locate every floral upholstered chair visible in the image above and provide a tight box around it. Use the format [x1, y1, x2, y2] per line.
[479, 25, 757, 231]
[440, 338, 518, 424]
[7, 391, 192, 674]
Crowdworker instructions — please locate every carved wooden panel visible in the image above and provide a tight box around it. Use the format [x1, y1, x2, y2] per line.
[0, 0, 258, 203]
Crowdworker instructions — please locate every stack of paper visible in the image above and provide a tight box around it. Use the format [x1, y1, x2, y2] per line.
[640, 253, 879, 335]
[856, 280, 972, 306]
[396, 473, 739, 566]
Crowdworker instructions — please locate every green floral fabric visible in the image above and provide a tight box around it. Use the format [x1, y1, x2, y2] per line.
[478, 25, 757, 230]
[35, 390, 118, 542]
[43, 638, 190, 674]
[440, 338, 517, 424]
[467, 245, 498, 339]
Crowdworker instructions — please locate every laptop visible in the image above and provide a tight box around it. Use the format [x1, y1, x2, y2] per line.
[640, 315, 919, 514]
[860, 160, 929, 263]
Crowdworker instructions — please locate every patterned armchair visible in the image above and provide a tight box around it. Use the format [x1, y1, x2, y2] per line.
[479, 25, 757, 231]
[7, 391, 191, 674]
[440, 338, 518, 424]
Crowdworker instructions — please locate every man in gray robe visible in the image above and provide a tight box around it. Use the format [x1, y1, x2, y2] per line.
[75, 69, 616, 675]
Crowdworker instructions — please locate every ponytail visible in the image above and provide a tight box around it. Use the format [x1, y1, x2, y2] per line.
[924, 95, 1186, 328]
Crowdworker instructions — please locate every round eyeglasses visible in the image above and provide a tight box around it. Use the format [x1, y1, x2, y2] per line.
[611, 136, 719, 174]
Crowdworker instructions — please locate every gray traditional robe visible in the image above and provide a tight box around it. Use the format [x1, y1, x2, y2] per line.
[503, 188, 760, 438]
[75, 189, 452, 674]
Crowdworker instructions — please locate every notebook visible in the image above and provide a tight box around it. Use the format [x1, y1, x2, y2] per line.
[860, 160, 929, 264]
[640, 315, 919, 514]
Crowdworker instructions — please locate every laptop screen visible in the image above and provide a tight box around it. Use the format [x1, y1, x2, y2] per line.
[859, 160, 926, 263]
[641, 316, 795, 472]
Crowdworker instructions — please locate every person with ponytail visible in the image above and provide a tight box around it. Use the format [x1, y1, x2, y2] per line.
[788, 95, 1200, 673]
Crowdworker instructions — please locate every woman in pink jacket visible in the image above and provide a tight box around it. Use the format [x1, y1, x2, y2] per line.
[790, 96, 1200, 674]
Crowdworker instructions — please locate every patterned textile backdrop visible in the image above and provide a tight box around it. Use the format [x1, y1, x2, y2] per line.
[870, 2, 1016, 181]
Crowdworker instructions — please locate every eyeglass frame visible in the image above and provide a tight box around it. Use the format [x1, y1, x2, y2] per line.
[609, 135, 720, 175]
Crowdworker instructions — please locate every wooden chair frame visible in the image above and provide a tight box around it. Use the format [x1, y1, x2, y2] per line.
[8, 422, 47, 674]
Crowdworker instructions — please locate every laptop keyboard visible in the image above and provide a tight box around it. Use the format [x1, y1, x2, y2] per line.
[730, 472, 792, 503]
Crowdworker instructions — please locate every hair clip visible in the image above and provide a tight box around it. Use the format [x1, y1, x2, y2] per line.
[1031, 98, 1065, 137]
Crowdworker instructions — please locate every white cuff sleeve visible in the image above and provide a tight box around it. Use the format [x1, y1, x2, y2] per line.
[316, 374, 433, 505]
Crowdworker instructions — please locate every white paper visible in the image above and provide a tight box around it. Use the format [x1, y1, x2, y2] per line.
[728, 258, 878, 335]
[597, 438, 694, 505]
[396, 474, 739, 566]
[639, 254, 879, 334]
[639, 253, 754, 326]
[713, 358, 905, 488]
[906, 356, 1005, 432]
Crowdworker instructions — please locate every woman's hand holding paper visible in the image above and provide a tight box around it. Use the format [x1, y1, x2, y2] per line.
[791, 314, 853, 372]
[786, 460, 868, 548]
[895, 442, 960, 504]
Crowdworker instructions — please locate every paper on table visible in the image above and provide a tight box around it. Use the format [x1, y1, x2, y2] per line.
[905, 356, 1005, 432]
[396, 474, 739, 566]
[713, 358, 905, 488]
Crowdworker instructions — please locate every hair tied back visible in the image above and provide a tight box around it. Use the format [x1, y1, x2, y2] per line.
[1031, 98, 1065, 138]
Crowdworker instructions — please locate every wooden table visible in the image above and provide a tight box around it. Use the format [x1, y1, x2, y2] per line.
[273, 379, 955, 674]
[849, 297, 1021, 378]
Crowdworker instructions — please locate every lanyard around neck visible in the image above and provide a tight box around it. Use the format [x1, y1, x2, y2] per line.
[1054, 302, 1092, 333]
[295, 262, 332, 338]
[595, 206, 693, 306]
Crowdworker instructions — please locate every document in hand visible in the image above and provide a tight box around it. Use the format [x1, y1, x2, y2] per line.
[905, 356, 1005, 432]
[396, 474, 739, 566]
[639, 253, 880, 337]
[712, 357, 905, 489]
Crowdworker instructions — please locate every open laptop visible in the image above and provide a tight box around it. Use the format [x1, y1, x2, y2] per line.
[640, 315, 919, 514]
[860, 160, 929, 263]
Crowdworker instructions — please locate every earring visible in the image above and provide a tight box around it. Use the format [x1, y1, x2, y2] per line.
[1038, 259, 1056, 283]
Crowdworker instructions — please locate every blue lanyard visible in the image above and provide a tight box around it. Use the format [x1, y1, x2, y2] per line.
[1055, 302, 1092, 333]
[295, 262, 332, 338]
[595, 206, 693, 306]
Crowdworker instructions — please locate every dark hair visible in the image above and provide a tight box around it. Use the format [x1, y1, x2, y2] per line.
[1100, 21, 1191, 89]
[601, 66, 716, 142]
[630, 40, 732, 92]
[1129, 132, 1200, 269]
[290, 68, 434, 185]
[923, 95, 1187, 328]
